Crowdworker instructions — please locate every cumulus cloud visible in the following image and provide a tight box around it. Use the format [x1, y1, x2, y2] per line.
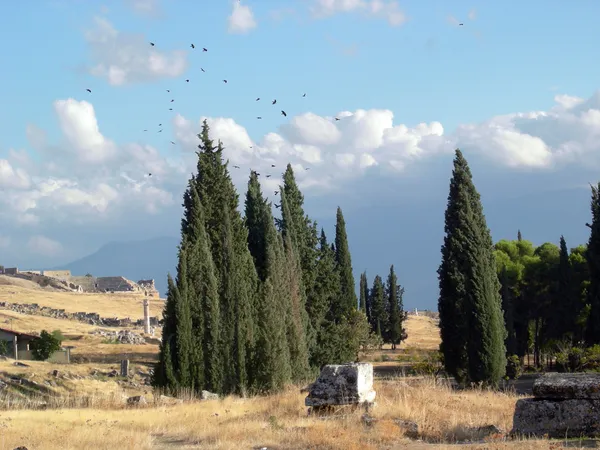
[227, 1, 257, 34]
[310, 0, 406, 26]
[27, 235, 63, 257]
[85, 17, 187, 85]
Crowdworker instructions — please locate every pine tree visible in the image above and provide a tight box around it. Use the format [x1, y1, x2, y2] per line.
[438, 149, 506, 387]
[585, 183, 600, 345]
[369, 275, 386, 339]
[386, 265, 407, 349]
[334, 207, 357, 319]
[359, 272, 368, 314]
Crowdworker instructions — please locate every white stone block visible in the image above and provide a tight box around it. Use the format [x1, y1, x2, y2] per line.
[305, 363, 376, 407]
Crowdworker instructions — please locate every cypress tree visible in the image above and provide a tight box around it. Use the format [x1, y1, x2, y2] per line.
[438, 149, 506, 387]
[585, 183, 600, 345]
[499, 266, 517, 356]
[359, 272, 368, 313]
[555, 235, 573, 340]
[386, 265, 407, 349]
[174, 252, 193, 388]
[245, 171, 268, 281]
[369, 275, 386, 339]
[517, 230, 522, 242]
[153, 274, 179, 391]
[334, 207, 357, 318]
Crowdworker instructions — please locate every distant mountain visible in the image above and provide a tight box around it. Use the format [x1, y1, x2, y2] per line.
[52, 237, 179, 297]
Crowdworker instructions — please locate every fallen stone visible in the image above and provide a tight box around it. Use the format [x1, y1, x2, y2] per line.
[394, 419, 419, 439]
[512, 398, 600, 438]
[201, 390, 219, 401]
[13, 361, 29, 367]
[127, 395, 147, 406]
[305, 363, 376, 407]
[533, 373, 600, 400]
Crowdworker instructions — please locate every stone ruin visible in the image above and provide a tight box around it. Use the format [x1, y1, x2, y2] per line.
[512, 372, 600, 438]
[305, 363, 376, 411]
[0, 301, 161, 329]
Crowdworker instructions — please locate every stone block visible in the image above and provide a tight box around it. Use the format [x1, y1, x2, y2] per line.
[305, 363, 376, 407]
[533, 373, 600, 400]
[512, 397, 600, 438]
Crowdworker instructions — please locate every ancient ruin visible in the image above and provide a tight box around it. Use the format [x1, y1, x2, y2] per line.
[305, 363, 376, 409]
[512, 373, 600, 438]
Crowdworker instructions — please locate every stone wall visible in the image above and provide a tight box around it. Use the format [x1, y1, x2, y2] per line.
[96, 276, 141, 293]
[42, 270, 71, 280]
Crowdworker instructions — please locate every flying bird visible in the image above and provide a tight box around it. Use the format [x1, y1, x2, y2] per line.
[186, 79, 189, 82]
[150, 42, 155, 46]
[223, 79, 228, 83]
[171, 99, 174, 102]
[233, 165, 240, 169]
[266, 175, 271, 178]
[281, 110, 287, 117]
[171, 141, 175, 144]
[305, 167, 310, 170]
[459, 23, 464, 26]
[257, 116, 262, 119]
[335, 117, 340, 121]
[271, 164, 275, 167]
[274, 191, 278, 195]
[256, 97, 260, 101]
[275, 204, 281, 209]
[166, 90, 170, 92]
[148, 173, 152, 176]
[272, 99, 276, 105]
[143, 129, 147, 132]
[191, 44, 195, 49]
[203, 47, 208, 52]
[302, 93, 306, 97]
[158, 129, 163, 133]
[159, 124, 162, 126]
[169, 108, 173, 111]
[201, 68, 205, 72]
[86, 88, 91, 93]
[586, 223, 592, 229]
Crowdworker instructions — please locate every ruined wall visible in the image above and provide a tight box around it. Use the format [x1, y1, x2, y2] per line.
[68, 276, 98, 292]
[137, 279, 159, 297]
[3, 268, 18, 275]
[21, 270, 41, 275]
[96, 276, 142, 293]
[42, 270, 71, 280]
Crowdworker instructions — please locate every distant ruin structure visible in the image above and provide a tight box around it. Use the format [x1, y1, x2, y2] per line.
[143, 299, 151, 334]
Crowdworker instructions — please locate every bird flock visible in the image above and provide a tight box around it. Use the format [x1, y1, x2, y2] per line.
[85, 41, 321, 196]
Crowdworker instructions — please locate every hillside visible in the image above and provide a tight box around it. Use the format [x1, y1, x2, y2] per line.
[50, 236, 179, 296]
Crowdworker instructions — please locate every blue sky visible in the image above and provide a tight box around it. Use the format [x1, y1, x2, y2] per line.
[1, 0, 600, 309]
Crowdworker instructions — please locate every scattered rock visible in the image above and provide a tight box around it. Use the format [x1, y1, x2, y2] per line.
[157, 395, 183, 405]
[13, 446, 28, 450]
[512, 373, 600, 438]
[92, 330, 146, 345]
[51, 369, 60, 377]
[201, 390, 219, 401]
[394, 419, 419, 439]
[13, 361, 29, 367]
[127, 395, 147, 406]
[305, 363, 376, 408]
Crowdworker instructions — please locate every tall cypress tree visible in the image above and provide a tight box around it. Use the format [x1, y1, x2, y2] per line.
[334, 207, 357, 319]
[369, 275, 386, 339]
[499, 266, 517, 356]
[359, 272, 368, 313]
[153, 274, 179, 391]
[245, 171, 268, 281]
[585, 183, 600, 345]
[386, 265, 407, 349]
[438, 149, 506, 387]
[174, 253, 193, 388]
[555, 235, 573, 340]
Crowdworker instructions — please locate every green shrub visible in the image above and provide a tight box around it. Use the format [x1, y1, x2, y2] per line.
[505, 354, 522, 379]
[51, 329, 65, 343]
[30, 330, 62, 361]
[413, 352, 443, 377]
[585, 345, 600, 371]
[0, 340, 9, 356]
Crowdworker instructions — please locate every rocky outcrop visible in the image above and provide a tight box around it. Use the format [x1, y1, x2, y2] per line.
[91, 330, 146, 345]
[512, 373, 600, 438]
[305, 363, 376, 408]
[0, 301, 161, 328]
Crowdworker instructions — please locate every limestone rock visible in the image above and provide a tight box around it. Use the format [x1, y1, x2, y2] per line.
[127, 395, 147, 406]
[533, 373, 600, 400]
[305, 363, 376, 407]
[200, 390, 219, 400]
[394, 419, 419, 439]
[512, 398, 600, 438]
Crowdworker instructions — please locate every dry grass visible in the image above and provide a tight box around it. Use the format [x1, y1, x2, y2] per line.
[0, 309, 99, 336]
[0, 376, 565, 450]
[0, 277, 164, 320]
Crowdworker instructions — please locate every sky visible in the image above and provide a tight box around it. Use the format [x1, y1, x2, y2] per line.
[2, 0, 600, 310]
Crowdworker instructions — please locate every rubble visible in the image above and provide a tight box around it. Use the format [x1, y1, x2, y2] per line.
[92, 330, 146, 345]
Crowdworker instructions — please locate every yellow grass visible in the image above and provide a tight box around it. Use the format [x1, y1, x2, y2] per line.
[402, 315, 440, 351]
[0, 309, 99, 336]
[0, 278, 164, 320]
[0, 377, 560, 450]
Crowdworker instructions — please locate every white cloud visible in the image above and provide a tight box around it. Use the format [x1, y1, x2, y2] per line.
[310, 0, 406, 26]
[125, 0, 162, 18]
[0, 159, 30, 189]
[228, 1, 257, 34]
[27, 235, 63, 256]
[85, 17, 187, 85]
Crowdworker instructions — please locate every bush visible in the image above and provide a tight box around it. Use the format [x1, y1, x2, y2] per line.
[30, 330, 62, 361]
[505, 354, 522, 380]
[51, 329, 65, 343]
[413, 351, 444, 377]
[0, 340, 9, 356]
[556, 346, 587, 372]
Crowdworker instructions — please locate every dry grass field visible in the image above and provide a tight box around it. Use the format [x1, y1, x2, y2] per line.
[0, 285, 590, 449]
[0, 275, 164, 320]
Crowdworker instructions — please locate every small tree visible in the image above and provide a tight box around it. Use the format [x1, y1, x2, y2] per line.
[0, 340, 9, 356]
[30, 330, 62, 361]
[51, 329, 65, 343]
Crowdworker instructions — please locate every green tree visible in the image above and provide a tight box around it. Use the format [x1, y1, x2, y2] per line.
[174, 252, 193, 388]
[30, 330, 62, 361]
[334, 207, 357, 318]
[438, 149, 506, 387]
[359, 271, 369, 314]
[385, 265, 407, 349]
[556, 236, 573, 339]
[369, 275, 387, 339]
[586, 183, 600, 346]
[153, 274, 180, 390]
